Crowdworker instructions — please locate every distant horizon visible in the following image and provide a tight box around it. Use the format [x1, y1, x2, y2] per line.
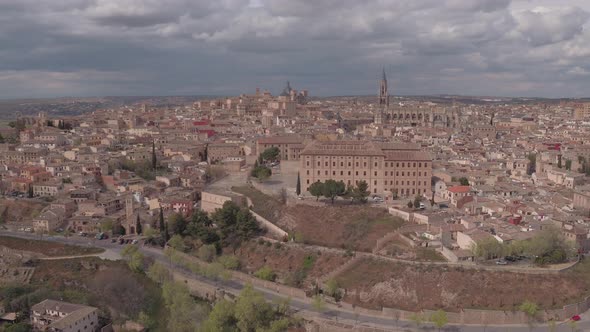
[1, 93, 590, 103]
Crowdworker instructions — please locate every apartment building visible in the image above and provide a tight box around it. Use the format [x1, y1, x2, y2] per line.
[300, 140, 431, 197]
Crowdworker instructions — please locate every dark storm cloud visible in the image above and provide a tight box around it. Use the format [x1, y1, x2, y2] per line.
[0, 0, 589, 98]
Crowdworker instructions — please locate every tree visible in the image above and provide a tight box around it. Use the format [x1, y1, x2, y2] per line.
[458, 177, 470, 186]
[308, 181, 324, 201]
[198, 244, 217, 262]
[147, 262, 172, 284]
[28, 186, 33, 198]
[121, 245, 144, 273]
[409, 312, 424, 330]
[407, 201, 414, 209]
[158, 207, 165, 232]
[260, 147, 280, 162]
[200, 299, 237, 332]
[296, 172, 301, 196]
[351, 180, 370, 203]
[413, 195, 421, 209]
[168, 213, 186, 235]
[234, 284, 274, 332]
[519, 300, 538, 332]
[430, 309, 448, 331]
[565, 159, 572, 171]
[151, 140, 157, 170]
[321, 179, 346, 204]
[163, 221, 170, 241]
[168, 234, 185, 252]
[162, 281, 208, 331]
[251, 165, 272, 181]
[135, 214, 142, 235]
[527, 153, 537, 175]
[312, 295, 325, 312]
[547, 319, 557, 332]
[254, 266, 276, 281]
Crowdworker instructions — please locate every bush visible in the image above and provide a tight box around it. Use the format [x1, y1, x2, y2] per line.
[218, 255, 240, 270]
[198, 244, 217, 262]
[254, 266, 276, 281]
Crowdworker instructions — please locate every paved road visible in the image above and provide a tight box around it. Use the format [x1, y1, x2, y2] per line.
[2, 230, 589, 332]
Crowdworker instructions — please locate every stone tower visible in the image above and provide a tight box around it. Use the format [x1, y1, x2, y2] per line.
[375, 69, 389, 125]
[125, 195, 135, 234]
[379, 69, 389, 107]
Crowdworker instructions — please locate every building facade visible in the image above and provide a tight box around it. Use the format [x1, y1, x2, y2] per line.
[256, 136, 305, 161]
[300, 140, 432, 197]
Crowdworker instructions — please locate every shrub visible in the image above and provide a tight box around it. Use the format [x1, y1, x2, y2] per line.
[198, 244, 217, 262]
[218, 255, 240, 270]
[254, 266, 276, 281]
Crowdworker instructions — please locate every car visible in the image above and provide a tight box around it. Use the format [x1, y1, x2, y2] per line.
[24, 227, 32, 232]
[495, 260, 508, 265]
[504, 256, 517, 262]
[131, 239, 138, 245]
[571, 315, 581, 321]
[119, 239, 125, 244]
[297, 196, 304, 200]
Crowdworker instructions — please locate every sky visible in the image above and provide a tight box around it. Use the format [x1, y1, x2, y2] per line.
[1, 0, 590, 99]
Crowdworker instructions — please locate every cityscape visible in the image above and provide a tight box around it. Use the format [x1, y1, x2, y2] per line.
[1, 1, 590, 332]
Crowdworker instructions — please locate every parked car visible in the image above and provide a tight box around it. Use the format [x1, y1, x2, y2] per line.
[571, 315, 581, 321]
[495, 260, 508, 265]
[131, 239, 138, 245]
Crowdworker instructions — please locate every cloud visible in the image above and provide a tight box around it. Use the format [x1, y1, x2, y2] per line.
[0, 0, 589, 98]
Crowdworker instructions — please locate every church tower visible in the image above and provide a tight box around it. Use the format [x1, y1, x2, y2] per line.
[379, 69, 389, 107]
[375, 69, 389, 125]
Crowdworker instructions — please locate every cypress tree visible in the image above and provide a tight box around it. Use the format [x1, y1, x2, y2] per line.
[296, 172, 301, 196]
[136, 214, 142, 235]
[159, 207, 165, 232]
[151, 140, 157, 170]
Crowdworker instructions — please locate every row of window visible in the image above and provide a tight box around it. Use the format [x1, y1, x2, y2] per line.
[306, 178, 428, 187]
[307, 161, 430, 168]
[307, 170, 430, 178]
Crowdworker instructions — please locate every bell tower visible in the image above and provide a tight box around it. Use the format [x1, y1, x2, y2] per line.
[379, 69, 389, 107]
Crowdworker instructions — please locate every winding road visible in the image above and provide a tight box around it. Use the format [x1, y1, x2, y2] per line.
[2, 230, 589, 332]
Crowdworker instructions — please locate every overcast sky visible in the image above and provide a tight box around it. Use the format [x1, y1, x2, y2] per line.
[1, 0, 589, 99]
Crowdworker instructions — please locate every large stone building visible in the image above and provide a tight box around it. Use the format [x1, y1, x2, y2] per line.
[300, 140, 432, 197]
[256, 135, 305, 161]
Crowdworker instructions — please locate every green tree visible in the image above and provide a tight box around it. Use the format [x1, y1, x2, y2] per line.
[251, 165, 272, 181]
[260, 147, 280, 162]
[168, 234, 186, 252]
[217, 255, 240, 270]
[159, 207, 165, 232]
[321, 179, 346, 204]
[162, 281, 208, 332]
[351, 180, 370, 203]
[200, 299, 237, 332]
[147, 262, 172, 284]
[135, 214, 142, 235]
[198, 244, 217, 262]
[430, 309, 448, 331]
[407, 201, 414, 209]
[459, 177, 470, 186]
[28, 186, 33, 198]
[413, 195, 421, 209]
[234, 284, 274, 332]
[122, 245, 144, 272]
[296, 172, 301, 196]
[254, 266, 276, 281]
[312, 295, 325, 312]
[519, 300, 538, 332]
[528, 153, 537, 175]
[409, 312, 424, 330]
[151, 140, 157, 170]
[308, 181, 324, 201]
[168, 213, 186, 235]
[565, 159, 572, 171]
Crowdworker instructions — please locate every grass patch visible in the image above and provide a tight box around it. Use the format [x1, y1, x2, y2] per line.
[0, 236, 104, 257]
[232, 186, 283, 223]
[415, 248, 446, 262]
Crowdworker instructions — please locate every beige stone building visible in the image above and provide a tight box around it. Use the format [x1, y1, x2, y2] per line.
[31, 299, 99, 332]
[207, 143, 243, 164]
[300, 141, 432, 197]
[256, 135, 305, 161]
